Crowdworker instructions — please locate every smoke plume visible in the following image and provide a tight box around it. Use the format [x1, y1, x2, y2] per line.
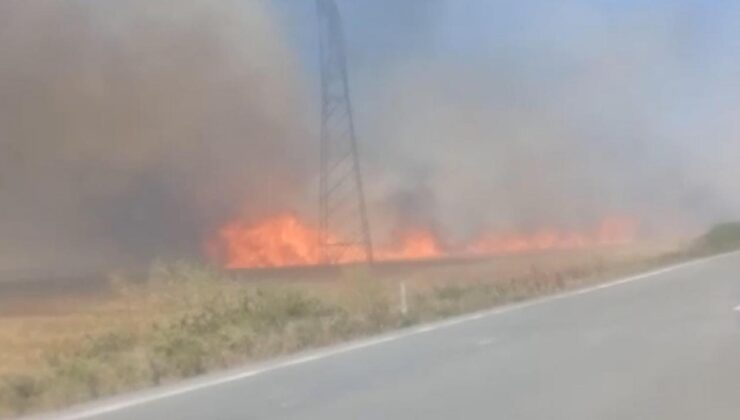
[0, 0, 311, 269]
[353, 0, 740, 243]
[2, 0, 738, 270]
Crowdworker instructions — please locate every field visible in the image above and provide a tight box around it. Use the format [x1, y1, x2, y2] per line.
[0, 243, 684, 417]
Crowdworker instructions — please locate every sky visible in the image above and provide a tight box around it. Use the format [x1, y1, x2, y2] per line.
[269, 0, 740, 240]
[273, 1, 740, 98]
[1, 0, 739, 270]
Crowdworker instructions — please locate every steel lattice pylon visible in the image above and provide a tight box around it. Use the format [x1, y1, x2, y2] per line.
[316, 0, 373, 264]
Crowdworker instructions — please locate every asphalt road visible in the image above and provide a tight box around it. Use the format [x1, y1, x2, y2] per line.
[51, 252, 740, 420]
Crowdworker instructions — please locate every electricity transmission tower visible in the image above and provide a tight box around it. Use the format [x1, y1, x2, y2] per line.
[316, 0, 374, 264]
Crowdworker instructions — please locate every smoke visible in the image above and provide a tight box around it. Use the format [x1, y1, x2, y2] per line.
[0, 0, 311, 269]
[2, 1, 738, 270]
[353, 0, 740, 242]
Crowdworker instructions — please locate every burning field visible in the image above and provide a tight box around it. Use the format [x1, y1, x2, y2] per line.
[1, 0, 739, 416]
[0, 0, 729, 275]
[207, 213, 638, 269]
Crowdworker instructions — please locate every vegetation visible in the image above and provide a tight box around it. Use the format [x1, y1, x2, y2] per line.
[692, 222, 740, 255]
[0, 246, 681, 417]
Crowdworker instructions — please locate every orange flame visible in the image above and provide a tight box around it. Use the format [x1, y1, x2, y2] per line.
[468, 217, 637, 256]
[378, 229, 443, 261]
[210, 213, 637, 268]
[211, 213, 325, 268]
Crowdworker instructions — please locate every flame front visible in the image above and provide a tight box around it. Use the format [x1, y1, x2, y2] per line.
[468, 217, 637, 256]
[378, 229, 443, 261]
[210, 213, 637, 268]
[212, 213, 325, 268]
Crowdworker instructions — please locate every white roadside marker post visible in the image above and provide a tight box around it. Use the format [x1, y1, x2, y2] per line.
[400, 281, 408, 316]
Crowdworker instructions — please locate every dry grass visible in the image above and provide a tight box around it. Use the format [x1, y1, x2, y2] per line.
[0, 243, 682, 417]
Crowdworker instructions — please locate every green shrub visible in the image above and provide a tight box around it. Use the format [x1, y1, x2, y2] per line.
[696, 222, 740, 253]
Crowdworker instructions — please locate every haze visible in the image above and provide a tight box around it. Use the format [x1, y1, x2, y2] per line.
[0, 0, 737, 270]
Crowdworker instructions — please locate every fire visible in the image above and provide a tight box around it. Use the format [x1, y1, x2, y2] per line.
[378, 229, 443, 261]
[468, 217, 637, 256]
[212, 213, 326, 268]
[212, 215, 445, 268]
[210, 212, 637, 268]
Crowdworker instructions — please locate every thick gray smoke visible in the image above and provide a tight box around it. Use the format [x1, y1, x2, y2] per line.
[2, 1, 738, 270]
[0, 0, 311, 269]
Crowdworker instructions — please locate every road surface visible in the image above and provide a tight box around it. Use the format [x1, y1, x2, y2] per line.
[51, 252, 740, 420]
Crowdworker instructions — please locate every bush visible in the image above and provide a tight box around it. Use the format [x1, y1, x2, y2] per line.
[695, 222, 740, 254]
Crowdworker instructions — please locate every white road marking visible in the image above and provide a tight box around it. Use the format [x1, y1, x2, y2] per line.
[733, 304, 740, 312]
[44, 251, 739, 420]
[414, 325, 436, 333]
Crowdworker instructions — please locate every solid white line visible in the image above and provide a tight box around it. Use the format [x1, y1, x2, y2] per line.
[44, 251, 738, 420]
